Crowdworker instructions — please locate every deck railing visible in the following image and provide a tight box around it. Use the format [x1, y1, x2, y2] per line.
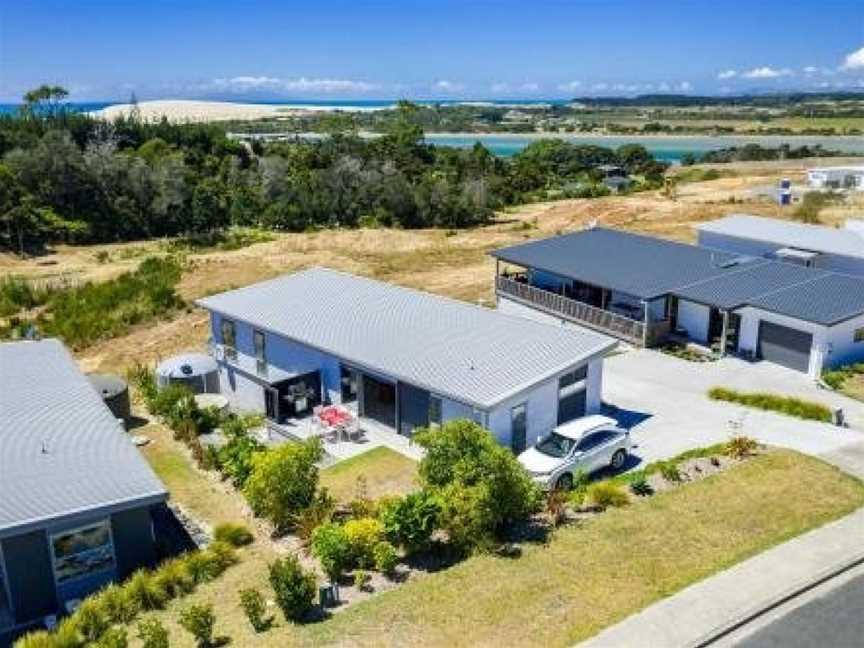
[496, 275, 670, 346]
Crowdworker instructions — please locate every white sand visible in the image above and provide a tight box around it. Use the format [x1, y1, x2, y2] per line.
[93, 99, 390, 123]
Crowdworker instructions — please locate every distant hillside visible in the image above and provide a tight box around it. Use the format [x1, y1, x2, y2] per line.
[572, 92, 864, 107]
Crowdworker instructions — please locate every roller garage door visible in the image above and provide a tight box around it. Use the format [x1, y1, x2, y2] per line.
[757, 321, 812, 373]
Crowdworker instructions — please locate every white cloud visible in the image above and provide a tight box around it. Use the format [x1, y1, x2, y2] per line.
[209, 76, 377, 93]
[520, 82, 540, 92]
[842, 46, 864, 70]
[591, 82, 608, 91]
[717, 69, 737, 80]
[677, 81, 693, 91]
[557, 80, 582, 92]
[434, 80, 464, 92]
[803, 66, 818, 74]
[741, 66, 792, 79]
[657, 81, 671, 92]
[491, 81, 541, 94]
[491, 82, 509, 93]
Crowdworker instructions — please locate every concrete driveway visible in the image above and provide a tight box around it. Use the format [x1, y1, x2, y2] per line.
[602, 349, 864, 474]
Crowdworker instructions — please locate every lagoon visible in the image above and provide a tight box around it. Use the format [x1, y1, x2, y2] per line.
[423, 133, 864, 163]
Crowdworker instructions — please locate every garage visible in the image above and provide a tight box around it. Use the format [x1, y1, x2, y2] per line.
[757, 321, 813, 373]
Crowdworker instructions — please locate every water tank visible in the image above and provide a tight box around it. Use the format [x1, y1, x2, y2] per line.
[87, 373, 131, 422]
[156, 353, 220, 394]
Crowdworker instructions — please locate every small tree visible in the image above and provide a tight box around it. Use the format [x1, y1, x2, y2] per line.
[310, 522, 352, 583]
[137, 618, 169, 648]
[244, 439, 323, 532]
[179, 603, 215, 647]
[380, 490, 440, 554]
[268, 555, 317, 623]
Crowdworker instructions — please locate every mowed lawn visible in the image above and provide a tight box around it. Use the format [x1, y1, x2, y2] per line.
[320, 446, 419, 503]
[131, 447, 864, 648]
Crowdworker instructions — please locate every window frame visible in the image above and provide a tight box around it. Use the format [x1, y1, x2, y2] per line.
[48, 519, 116, 587]
[428, 395, 443, 429]
[855, 327, 864, 343]
[510, 402, 527, 454]
[253, 329, 267, 376]
[220, 318, 237, 360]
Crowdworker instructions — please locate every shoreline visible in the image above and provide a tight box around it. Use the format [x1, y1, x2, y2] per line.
[422, 131, 864, 141]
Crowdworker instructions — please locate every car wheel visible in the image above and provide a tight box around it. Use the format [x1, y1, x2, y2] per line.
[610, 449, 627, 470]
[555, 473, 573, 491]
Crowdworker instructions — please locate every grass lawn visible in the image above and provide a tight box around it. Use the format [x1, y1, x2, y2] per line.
[320, 446, 419, 503]
[132, 449, 864, 648]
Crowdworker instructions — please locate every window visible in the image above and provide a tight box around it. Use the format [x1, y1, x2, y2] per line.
[50, 521, 115, 585]
[536, 432, 577, 458]
[511, 403, 527, 454]
[428, 396, 443, 428]
[472, 409, 487, 428]
[855, 328, 864, 343]
[577, 430, 618, 452]
[220, 318, 237, 360]
[557, 366, 588, 425]
[253, 330, 267, 376]
[340, 366, 358, 403]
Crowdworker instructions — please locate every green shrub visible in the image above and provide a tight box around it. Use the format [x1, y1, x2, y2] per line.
[95, 583, 140, 625]
[14, 630, 55, 648]
[217, 434, 264, 487]
[311, 522, 353, 582]
[213, 522, 254, 547]
[414, 419, 541, 551]
[344, 517, 385, 567]
[726, 435, 758, 459]
[379, 490, 440, 554]
[587, 481, 629, 510]
[244, 439, 324, 532]
[92, 627, 128, 648]
[205, 541, 239, 571]
[295, 488, 336, 546]
[136, 618, 169, 648]
[659, 461, 682, 483]
[353, 568, 373, 591]
[268, 556, 317, 623]
[568, 487, 586, 510]
[153, 557, 195, 598]
[628, 472, 653, 496]
[239, 587, 272, 633]
[707, 387, 832, 422]
[125, 569, 168, 611]
[179, 603, 215, 647]
[75, 597, 110, 643]
[50, 618, 82, 648]
[372, 540, 399, 574]
[126, 363, 158, 407]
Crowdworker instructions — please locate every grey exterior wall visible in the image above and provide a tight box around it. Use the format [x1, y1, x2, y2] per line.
[1, 531, 56, 625]
[111, 507, 156, 579]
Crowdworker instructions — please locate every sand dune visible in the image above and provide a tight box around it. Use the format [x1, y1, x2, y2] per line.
[93, 99, 288, 123]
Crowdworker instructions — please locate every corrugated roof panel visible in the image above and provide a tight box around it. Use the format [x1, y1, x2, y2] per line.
[491, 227, 740, 299]
[749, 273, 864, 325]
[196, 268, 617, 409]
[698, 214, 864, 259]
[0, 340, 167, 536]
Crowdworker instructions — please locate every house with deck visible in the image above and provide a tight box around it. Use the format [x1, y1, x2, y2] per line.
[491, 227, 864, 377]
[0, 340, 167, 635]
[806, 165, 864, 191]
[697, 214, 864, 277]
[196, 268, 616, 453]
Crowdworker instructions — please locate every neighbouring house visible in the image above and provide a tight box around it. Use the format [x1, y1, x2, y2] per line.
[597, 164, 632, 193]
[806, 165, 864, 191]
[490, 227, 864, 377]
[196, 268, 616, 453]
[697, 214, 864, 277]
[0, 340, 167, 634]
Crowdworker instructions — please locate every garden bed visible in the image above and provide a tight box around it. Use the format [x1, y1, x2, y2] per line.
[659, 341, 717, 363]
[708, 386, 834, 422]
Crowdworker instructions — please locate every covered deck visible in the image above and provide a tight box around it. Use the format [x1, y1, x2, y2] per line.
[495, 266, 671, 346]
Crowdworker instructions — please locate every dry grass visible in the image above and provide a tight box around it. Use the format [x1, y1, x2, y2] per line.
[129, 448, 864, 647]
[319, 447, 419, 504]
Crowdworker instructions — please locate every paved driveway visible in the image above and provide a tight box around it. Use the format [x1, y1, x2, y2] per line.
[602, 349, 864, 474]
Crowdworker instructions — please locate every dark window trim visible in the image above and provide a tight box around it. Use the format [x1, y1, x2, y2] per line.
[220, 318, 237, 360]
[253, 329, 267, 376]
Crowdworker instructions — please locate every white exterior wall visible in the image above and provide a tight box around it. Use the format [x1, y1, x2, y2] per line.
[823, 313, 864, 369]
[486, 357, 604, 448]
[736, 307, 826, 377]
[676, 299, 711, 343]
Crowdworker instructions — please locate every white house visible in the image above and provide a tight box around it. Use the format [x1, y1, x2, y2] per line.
[491, 227, 864, 378]
[807, 165, 864, 191]
[196, 268, 616, 454]
[697, 214, 864, 277]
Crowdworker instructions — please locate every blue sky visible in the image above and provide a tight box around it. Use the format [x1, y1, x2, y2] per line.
[2, 0, 864, 101]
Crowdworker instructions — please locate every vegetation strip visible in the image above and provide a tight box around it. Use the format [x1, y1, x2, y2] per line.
[708, 386, 833, 422]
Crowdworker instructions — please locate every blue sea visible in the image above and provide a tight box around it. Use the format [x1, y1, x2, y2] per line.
[3, 100, 864, 163]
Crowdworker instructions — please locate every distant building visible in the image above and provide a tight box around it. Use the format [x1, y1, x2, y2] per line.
[806, 165, 864, 191]
[596, 165, 632, 193]
[0, 340, 167, 633]
[697, 214, 864, 277]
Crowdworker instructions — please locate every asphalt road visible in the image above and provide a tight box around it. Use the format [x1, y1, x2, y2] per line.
[735, 571, 864, 648]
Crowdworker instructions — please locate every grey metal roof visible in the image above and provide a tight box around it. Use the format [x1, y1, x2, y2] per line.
[0, 340, 167, 537]
[196, 268, 617, 409]
[673, 261, 832, 310]
[748, 273, 864, 326]
[491, 227, 864, 326]
[491, 227, 741, 299]
[697, 214, 864, 259]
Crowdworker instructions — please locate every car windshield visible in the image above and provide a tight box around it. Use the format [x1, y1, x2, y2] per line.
[535, 432, 577, 458]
